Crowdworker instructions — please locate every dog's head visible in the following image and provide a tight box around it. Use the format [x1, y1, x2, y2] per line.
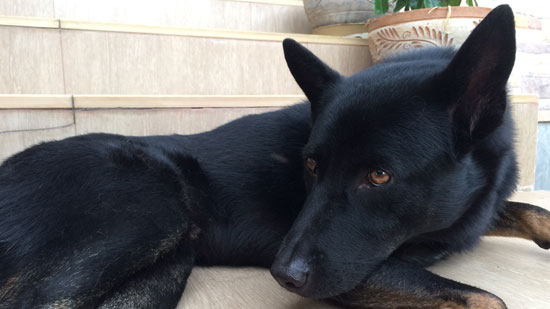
[271, 5, 516, 298]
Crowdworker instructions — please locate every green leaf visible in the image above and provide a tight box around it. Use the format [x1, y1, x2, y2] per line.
[466, 0, 473, 6]
[374, 0, 389, 14]
[448, 0, 462, 5]
[393, 0, 409, 12]
[410, 0, 423, 10]
[473, 0, 478, 6]
[405, 3, 410, 11]
[424, 0, 442, 8]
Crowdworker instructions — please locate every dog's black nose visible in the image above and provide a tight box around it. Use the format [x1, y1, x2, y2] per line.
[271, 258, 309, 290]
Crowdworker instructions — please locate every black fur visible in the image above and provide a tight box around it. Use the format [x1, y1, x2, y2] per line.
[271, 4, 517, 298]
[0, 5, 528, 308]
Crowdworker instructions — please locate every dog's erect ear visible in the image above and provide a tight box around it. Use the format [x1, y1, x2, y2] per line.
[439, 5, 516, 148]
[283, 38, 341, 118]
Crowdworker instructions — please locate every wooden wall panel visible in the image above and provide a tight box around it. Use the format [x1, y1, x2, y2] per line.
[0, 95, 72, 109]
[0, 16, 368, 95]
[54, 0, 251, 31]
[0, 0, 54, 18]
[250, 3, 310, 34]
[74, 107, 279, 136]
[0, 109, 73, 132]
[61, 30, 368, 95]
[61, 31, 298, 95]
[307, 43, 372, 77]
[53, 0, 311, 34]
[0, 110, 75, 162]
[511, 101, 539, 191]
[0, 26, 64, 94]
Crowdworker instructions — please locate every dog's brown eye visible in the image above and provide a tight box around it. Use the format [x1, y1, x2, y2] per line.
[369, 170, 391, 186]
[306, 158, 317, 174]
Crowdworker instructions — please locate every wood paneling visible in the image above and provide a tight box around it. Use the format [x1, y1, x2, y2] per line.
[73, 95, 305, 108]
[0, 15, 58, 28]
[0, 16, 369, 95]
[53, 0, 310, 34]
[0, 109, 75, 162]
[54, 0, 252, 32]
[58, 20, 365, 45]
[0, 0, 54, 18]
[0, 109, 73, 132]
[308, 43, 372, 77]
[61, 31, 300, 95]
[0, 95, 72, 109]
[74, 107, 279, 136]
[511, 99, 539, 190]
[250, 3, 311, 34]
[58, 29, 367, 95]
[0, 26, 64, 94]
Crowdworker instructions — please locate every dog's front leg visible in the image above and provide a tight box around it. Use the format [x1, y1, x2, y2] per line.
[485, 201, 550, 249]
[99, 244, 195, 309]
[329, 258, 505, 309]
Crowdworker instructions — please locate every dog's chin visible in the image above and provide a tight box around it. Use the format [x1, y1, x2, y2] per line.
[291, 279, 360, 300]
[279, 270, 368, 300]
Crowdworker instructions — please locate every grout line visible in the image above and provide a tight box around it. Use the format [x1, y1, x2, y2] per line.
[71, 95, 78, 135]
[71, 94, 77, 124]
[58, 20, 67, 94]
[0, 123, 74, 135]
[57, 18, 75, 135]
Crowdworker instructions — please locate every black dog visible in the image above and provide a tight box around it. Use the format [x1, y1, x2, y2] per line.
[1, 5, 549, 308]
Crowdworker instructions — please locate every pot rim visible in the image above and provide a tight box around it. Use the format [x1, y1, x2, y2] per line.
[366, 6, 491, 31]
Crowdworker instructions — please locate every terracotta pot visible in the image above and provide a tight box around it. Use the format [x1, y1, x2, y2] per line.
[366, 7, 492, 62]
[303, 0, 393, 36]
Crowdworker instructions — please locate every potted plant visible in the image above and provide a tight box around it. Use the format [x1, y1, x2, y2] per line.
[367, 0, 491, 62]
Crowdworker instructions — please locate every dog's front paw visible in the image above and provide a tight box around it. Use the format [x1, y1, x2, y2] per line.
[534, 238, 550, 250]
[464, 292, 506, 309]
[440, 292, 506, 309]
[527, 208, 550, 250]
